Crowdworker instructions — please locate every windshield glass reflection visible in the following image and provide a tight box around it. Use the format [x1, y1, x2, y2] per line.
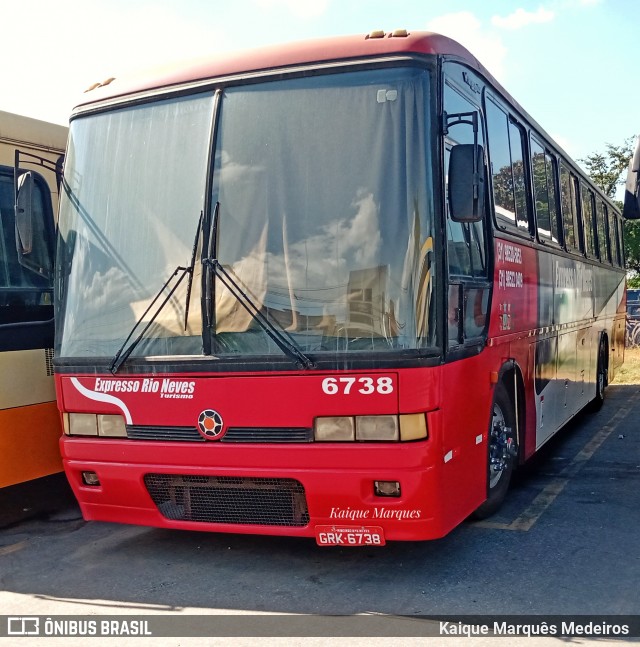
[211, 68, 436, 355]
[56, 94, 214, 357]
[56, 68, 437, 362]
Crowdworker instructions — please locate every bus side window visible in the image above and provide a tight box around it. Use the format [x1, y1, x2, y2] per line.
[560, 163, 580, 253]
[580, 184, 596, 259]
[618, 217, 624, 267]
[611, 215, 623, 267]
[596, 202, 611, 263]
[530, 136, 560, 244]
[509, 120, 530, 233]
[546, 153, 560, 243]
[485, 98, 531, 235]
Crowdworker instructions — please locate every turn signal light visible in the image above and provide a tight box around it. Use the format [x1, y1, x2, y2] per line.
[399, 413, 428, 441]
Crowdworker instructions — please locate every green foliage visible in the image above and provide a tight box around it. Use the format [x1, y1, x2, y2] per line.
[625, 221, 640, 274]
[627, 271, 640, 289]
[579, 137, 635, 198]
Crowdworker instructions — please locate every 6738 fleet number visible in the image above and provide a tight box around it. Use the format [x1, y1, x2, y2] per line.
[321, 376, 395, 395]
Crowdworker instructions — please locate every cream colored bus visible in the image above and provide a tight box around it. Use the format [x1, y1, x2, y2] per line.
[0, 111, 67, 499]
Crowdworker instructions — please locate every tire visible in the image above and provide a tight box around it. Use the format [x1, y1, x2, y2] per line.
[589, 339, 607, 412]
[471, 382, 517, 520]
[629, 322, 640, 348]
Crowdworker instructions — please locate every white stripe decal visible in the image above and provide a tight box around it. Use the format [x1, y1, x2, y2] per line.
[444, 450, 453, 463]
[476, 434, 483, 445]
[70, 377, 133, 424]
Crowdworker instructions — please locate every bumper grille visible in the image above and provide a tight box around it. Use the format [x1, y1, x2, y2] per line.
[128, 426, 203, 442]
[224, 427, 313, 442]
[128, 426, 313, 443]
[144, 474, 310, 527]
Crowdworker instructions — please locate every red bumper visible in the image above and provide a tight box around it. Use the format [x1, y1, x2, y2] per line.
[61, 437, 455, 541]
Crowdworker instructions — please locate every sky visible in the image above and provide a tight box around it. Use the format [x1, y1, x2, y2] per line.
[2, 0, 637, 169]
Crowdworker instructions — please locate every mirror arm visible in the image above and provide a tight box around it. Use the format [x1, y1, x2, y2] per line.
[443, 110, 478, 135]
[14, 149, 65, 208]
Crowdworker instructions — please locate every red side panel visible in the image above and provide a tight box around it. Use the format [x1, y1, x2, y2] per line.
[489, 239, 539, 338]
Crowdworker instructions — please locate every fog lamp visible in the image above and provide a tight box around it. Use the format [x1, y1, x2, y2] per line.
[374, 480, 401, 497]
[82, 471, 101, 486]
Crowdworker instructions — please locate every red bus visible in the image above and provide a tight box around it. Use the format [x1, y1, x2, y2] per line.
[54, 31, 627, 544]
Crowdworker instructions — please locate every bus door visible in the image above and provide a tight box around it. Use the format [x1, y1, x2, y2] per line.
[440, 67, 491, 514]
[443, 75, 490, 351]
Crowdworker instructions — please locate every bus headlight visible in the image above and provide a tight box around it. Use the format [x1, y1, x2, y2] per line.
[314, 417, 355, 441]
[66, 413, 98, 436]
[98, 414, 127, 437]
[65, 413, 127, 438]
[355, 415, 398, 441]
[314, 414, 428, 441]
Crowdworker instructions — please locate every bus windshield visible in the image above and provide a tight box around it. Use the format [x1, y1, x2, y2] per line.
[56, 66, 436, 362]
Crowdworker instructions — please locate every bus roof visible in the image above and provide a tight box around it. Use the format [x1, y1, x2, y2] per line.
[74, 29, 604, 208]
[0, 110, 67, 152]
[76, 30, 494, 109]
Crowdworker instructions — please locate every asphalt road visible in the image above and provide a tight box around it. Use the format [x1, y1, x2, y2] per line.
[0, 382, 638, 645]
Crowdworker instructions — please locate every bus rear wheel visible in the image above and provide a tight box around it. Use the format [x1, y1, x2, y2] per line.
[472, 382, 518, 520]
[589, 339, 607, 412]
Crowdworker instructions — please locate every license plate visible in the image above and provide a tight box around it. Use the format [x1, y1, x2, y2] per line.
[315, 525, 385, 546]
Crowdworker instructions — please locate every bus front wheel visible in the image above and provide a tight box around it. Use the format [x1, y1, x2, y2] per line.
[472, 382, 518, 520]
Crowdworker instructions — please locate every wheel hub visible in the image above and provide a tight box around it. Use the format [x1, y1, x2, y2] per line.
[489, 420, 517, 475]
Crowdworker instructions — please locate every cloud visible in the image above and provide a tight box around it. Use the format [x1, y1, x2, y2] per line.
[491, 7, 555, 30]
[252, 0, 330, 19]
[426, 12, 507, 82]
[0, 1, 230, 124]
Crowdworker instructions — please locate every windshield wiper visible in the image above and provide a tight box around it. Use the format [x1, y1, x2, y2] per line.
[202, 202, 315, 370]
[109, 264, 193, 374]
[183, 211, 203, 331]
[109, 213, 204, 374]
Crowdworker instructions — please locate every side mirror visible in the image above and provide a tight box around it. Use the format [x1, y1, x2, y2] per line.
[15, 171, 34, 255]
[449, 144, 485, 222]
[623, 136, 640, 220]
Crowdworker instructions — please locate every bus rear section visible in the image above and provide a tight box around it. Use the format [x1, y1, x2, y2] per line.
[0, 111, 67, 510]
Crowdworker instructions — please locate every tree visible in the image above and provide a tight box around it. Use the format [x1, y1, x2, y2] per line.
[580, 136, 640, 277]
[579, 137, 635, 200]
